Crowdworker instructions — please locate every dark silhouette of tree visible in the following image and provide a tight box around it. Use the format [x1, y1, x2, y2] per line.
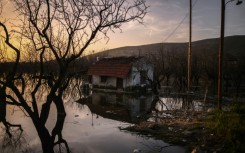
[146, 47, 175, 94]
[0, 0, 148, 152]
[171, 50, 187, 92]
[0, 86, 23, 138]
[191, 54, 203, 90]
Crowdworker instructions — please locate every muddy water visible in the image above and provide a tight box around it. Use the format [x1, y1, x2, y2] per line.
[0, 91, 187, 153]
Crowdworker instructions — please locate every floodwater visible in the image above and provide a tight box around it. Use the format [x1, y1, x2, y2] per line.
[0, 88, 195, 153]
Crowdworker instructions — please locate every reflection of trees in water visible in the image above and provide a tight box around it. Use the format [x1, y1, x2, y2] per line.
[63, 99, 89, 117]
[0, 77, 71, 153]
[63, 78, 87, 102]
[181, 95, 194, 111]
[0, 86, 23, 138]
[0, 128, 30, 153]
[157, 95, 195, 111]
[148, 94, 197, 122]
[51, 95, 71, 153]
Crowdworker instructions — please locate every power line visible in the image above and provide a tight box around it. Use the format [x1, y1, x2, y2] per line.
[162, 0, 199, 42]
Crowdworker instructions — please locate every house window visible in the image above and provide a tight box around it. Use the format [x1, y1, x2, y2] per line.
[101, 76, 107, 83]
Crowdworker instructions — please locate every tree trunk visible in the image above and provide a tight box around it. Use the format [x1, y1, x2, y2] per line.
[52, 95, 66, 141]
[32, 118, 54, 153]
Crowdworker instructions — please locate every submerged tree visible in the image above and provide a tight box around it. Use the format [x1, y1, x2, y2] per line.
[0, 0, 148, 152]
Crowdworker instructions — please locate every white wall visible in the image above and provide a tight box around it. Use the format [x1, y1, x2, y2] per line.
[128, 61, 154, 87]
[146, 64, 154, 83]
[92, 75, 117, 87]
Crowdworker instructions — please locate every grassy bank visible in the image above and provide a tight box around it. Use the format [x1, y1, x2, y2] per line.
[206, 103, 245, 152]
[122, 103, 245, 153]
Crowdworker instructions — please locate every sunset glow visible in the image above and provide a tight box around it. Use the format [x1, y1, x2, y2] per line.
[1, 0, 245, 56]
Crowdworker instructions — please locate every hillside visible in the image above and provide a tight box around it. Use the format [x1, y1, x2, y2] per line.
[94, 35, 245, 59]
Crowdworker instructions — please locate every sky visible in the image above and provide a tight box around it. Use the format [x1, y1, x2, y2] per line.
[1, 0, 245, 54]
[92, 0, 245, 52]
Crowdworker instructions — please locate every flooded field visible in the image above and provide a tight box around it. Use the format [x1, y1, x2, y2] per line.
[0, 78, 211, 153]
[0, 88, 193, 153]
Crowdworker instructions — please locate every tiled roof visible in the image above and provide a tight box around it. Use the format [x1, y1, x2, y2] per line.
[87, 57, 141, 78]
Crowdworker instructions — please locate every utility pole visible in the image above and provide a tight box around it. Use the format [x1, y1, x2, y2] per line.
[218, 0, 225, 110]
[188, 0, 192, 91]
[218, 0, 242, 110]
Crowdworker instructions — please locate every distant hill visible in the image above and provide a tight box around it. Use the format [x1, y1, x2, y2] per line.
[93, 35, 245, 59]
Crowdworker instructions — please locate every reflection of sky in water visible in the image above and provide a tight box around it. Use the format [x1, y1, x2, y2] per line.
[1, 95, 185, 153]
[157, 97, 204, 111]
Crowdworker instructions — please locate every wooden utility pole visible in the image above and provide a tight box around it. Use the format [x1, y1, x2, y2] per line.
[188, 0, 192, 91]
[218, 0, 225, 110]
[218, 0, 243, 110]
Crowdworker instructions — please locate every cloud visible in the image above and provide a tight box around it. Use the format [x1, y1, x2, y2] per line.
[72, 0, 245, 51]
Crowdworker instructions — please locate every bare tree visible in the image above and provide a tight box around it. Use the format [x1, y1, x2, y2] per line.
[0, 39, 8, 62]
[171, 50, 187, 93]
[202, 50, 218, 94]
[191, 54, 203, 90]
[146, 47, 174, 94]
[0, 0, 148, 152]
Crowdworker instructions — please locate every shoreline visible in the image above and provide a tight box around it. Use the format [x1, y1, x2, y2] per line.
[120, 110, 225, 152]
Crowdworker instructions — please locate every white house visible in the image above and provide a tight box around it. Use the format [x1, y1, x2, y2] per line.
[87, 56, 153, 90]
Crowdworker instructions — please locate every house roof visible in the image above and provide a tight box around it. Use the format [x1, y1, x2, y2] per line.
[87, 56, 142, 78]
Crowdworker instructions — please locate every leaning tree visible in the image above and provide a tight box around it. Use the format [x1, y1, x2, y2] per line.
[0, 0, 147, 152]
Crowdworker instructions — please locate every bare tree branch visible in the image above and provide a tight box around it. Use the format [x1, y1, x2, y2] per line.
[1, 0, 148, 152]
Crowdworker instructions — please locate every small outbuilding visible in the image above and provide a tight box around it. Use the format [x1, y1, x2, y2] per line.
[87, 56, 153, 91]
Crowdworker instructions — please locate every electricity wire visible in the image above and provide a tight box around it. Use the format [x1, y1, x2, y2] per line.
[163, 0, 199, 42]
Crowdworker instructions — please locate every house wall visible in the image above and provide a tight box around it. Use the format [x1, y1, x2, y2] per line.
[92, 75, 117, 88]
[92, 75, 100, 85]
[146, 64, 154, 83]
[124, 75, 133, 88]
[125, 69, 139, 87]
[125, 63, 154, 88]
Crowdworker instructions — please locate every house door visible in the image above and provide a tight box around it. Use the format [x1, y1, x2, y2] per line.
[117, 78, 123, 89]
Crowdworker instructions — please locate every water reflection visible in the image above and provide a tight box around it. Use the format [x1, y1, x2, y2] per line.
[1, 91, 187, 153]
[156, 95, 205, 112]
[1, 77, 195, 153]
[77, 92, 206, 124]
[0, 128, 29, 153]
[62, 99, 185, 153]
[77, 92, 153, 123]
